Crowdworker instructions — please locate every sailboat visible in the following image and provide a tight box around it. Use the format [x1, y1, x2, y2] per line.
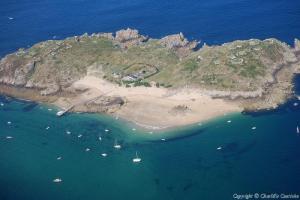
[53, 178, 62, 183]
[132, 151, 141, 163]
[113, 140, 121, 149]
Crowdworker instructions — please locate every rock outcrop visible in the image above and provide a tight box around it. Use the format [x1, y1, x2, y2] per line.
[114, 28, 148, 48]
[159, 32, 199, 57]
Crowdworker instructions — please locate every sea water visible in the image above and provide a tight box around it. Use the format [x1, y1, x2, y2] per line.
[1, 0, 300, 199]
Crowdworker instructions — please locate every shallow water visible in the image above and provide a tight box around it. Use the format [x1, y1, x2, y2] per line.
[0, 95, 300, 200]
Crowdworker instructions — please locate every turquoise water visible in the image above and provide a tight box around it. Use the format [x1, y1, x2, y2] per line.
[1, 0, 300, 199]
[1, 95, 300, 200]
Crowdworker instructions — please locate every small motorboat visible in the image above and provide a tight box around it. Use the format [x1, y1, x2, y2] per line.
[53, 178, 62, 183]
[227, 120, 231, 123]
[105, 129, 109, 132]
[66, 130, 71, 135]
[217, 146, 222, 150]
[297, 126, 299, 134]
[57, 156, 62, 160]
[46, 126, 50, 130]
[77, 134, 82, 138]
[113, 140, 121, 149]
[7, 121, 12, 125]
[8, 17, 14, 20]
[56, 110, 64, 116]
[6, 136, 13, 139]
[101, 153, 107, 157]
[252, 126, 256, 130]
[0, 103, 4, 106]
[98, 136, 102, 141]
[85, 148, 90, 152]
[132, 151, 141, 163]
[161, 138, 166, 141]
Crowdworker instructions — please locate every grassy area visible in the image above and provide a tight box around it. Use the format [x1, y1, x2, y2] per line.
[10, 35, 291, 92]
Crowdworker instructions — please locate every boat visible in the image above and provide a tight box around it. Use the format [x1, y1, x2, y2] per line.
[217, 146, 222, 150]
[132, 128, 136, 131]
[8, 17, 14, 20]
[132, 151, 141, 163]
[227, 120, 231, 123]
[85, 148, 90, 152]
[57, 156, 62, 160]
[252, 126, 256, 130]
[0, 103, 4, 106]
[46, 126, 50, 130]
[66, 130, 71, 135]
[53, 178, 62, 183]
[56, 110, 65, 116]
[113, 140, 121, 149]
[294, 102, 298, 106]
[161, 138, 166, 141]
[101, 153, 107, 157]
[98, 136, 102, 141]
[297, 126, 299, 134]
[6, 136, 13, 139]
[105, 129, 109, 132]
[7, 121, 12, 125]
[77, 134, 82, 138]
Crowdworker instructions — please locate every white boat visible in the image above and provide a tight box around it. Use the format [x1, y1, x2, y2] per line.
[46, 126, 50, 130]
[85, 148, 90, 152]
[132, 128, 136, 131]
[66, 130, 71, 135]
[161, 138, 166, 141]
[98, 136, 102, 141]
[132, 151, 141, 163]
[217, 146, 222, 150]
[294, 102, 298, 106]
[113, 140, 121, 149]
[57, 156, 62, 160]
[53, 178, 62, 183]
[8, 17, 14, 20]
[105, 129, 109, 132]
[297, 126, 299, 134]
[77, 134, 82, 138]
[101, 153, 107, 157]
[7, 121, 12, 125]
[56, 110, 64, 116]
[0, 103, 4, 106]
[6, 136, 13, 139]
[252, 126, 256, 130]
[48, 108, 52, 111]
[227, 120, 231, 123]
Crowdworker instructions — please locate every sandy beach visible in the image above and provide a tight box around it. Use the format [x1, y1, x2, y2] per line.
[53, 76, 242, 130]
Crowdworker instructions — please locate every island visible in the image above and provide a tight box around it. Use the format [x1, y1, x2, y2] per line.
[0, 28, 300, 129]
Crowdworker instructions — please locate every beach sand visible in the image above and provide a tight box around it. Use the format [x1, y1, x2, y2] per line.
[55, 76, 242, 130]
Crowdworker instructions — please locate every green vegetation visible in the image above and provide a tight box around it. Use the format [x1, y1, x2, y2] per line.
[8, 34, 291, 92]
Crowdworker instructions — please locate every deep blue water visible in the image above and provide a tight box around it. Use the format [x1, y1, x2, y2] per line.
[1, 0, 300, 57]
[1, 0, 300, 199]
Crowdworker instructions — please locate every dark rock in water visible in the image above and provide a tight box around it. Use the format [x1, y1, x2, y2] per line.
[22, 103, 38, 112]
[166, 185, 174, 191]
[154, 178, 160, 185]
[183, 181, 196, 192]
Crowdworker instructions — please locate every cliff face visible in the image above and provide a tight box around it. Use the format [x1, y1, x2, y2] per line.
[0, 28, 299, 111]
